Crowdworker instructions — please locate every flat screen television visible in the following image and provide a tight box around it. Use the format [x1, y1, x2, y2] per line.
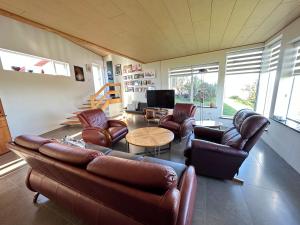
[146, 90, 175, 109]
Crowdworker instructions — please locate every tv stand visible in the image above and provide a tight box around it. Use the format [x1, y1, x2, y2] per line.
[144, 108, 171, 123]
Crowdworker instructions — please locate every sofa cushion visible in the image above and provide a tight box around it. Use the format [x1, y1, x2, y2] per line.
[161, 121, 180, 131]
[107, 126, 128, 139]
[39, 142, 102, 166]
[15, 135, 52, 151]
[142, 157, 187, 183]
[87, 156, 177, 193]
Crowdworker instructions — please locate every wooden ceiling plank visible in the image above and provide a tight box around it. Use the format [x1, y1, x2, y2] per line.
[209, 0, 237, 51]
[245, 1, 300, 43]
[233, 0, 282, 46]
[220, 0, 260, 49]
[137, 0, 187, 55]
[188, 0, 212, 53]
[163, 0, 199, 54]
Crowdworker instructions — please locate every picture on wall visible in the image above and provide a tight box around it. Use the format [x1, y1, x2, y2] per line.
[144, 69, 156, 79]
[74, 66, 85, 81]
[115, 64, 122, 76]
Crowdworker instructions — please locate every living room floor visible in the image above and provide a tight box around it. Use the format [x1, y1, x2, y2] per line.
[0, 114, 300, 225]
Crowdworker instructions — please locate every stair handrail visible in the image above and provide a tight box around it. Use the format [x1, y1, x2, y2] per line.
[90, 82, 121, 109]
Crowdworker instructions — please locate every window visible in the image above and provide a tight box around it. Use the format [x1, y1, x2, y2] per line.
[273, 42, 300, 131]
[92, 64, 104, 92]
[169, 63, 219, 107]
[222, 48, 263, 117]
[0, 48, 70, 76]
[256, 40, 281, 117]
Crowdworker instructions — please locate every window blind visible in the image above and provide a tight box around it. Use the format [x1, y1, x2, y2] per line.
[293, 47, 300, 75]
[268, 41, 281, 72]
[169, 63, 219, 77]
[225, 48, 263, 75]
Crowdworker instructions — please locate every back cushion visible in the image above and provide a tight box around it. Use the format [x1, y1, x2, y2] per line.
[221, 128, 247, 150]
[233, 109, 258, 132]
[240, 115, 269, 139]
[15, 135, 52, 151]
[79, 109, 108, 129]
[173, 103, 194, 123]
[39, 142, 102, 166]
[87, 156, 177, 193]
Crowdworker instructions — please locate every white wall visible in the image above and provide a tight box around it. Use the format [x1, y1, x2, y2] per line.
[262, 17, 300, 173]
[0, 15, 103, 137]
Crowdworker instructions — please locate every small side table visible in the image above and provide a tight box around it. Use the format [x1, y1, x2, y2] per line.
[193, 120, 223, 129]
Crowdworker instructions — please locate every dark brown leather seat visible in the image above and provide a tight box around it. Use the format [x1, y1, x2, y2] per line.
[7, 135, 197, 225]
[159, 103, 196, 140]
[78, 109, 128, 147]
[184, 109, 270, 180]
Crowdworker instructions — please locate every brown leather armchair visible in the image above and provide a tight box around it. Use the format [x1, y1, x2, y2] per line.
[184, 109, 270, 180]
[78, 109, 128, 147]
[159, 103, 196, 140]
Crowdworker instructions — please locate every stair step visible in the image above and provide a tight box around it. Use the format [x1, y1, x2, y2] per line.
[60, 120, 81, 126]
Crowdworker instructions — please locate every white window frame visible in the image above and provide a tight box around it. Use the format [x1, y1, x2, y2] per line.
[222, 47, 263, 117]
[168, 63, 219, 108]
[0, 48, 70, 76]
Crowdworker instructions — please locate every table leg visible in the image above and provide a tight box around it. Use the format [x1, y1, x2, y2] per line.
[127, 141, 130, 153]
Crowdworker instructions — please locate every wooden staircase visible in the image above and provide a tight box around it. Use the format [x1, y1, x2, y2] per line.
[61, 83, 122, 126]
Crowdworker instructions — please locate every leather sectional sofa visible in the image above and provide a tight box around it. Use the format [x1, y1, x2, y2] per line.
[7, 135, 197, 225]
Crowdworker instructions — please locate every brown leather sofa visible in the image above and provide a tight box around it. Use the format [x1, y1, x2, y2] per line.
[184, 109, 270, 180]
[7, 135, 197, 225]
[78, 109, 128, 147]
[159, 103, 196, 140]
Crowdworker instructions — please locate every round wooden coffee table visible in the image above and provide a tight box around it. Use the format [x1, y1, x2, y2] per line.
[125, 127, 174, 156]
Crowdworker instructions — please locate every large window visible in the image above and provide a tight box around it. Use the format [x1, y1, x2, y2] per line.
[256, 40, 281, 117]
[273, 42, 300, 130]
[0, 48, 70, 76]
[222, 48, 263, 117]
[169, 63, 219, 107]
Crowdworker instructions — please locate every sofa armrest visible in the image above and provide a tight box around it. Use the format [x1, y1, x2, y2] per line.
[194, 126, 224, 143]
[191, 139, 248, 159]
[159, 115, 173, 124]
[108, 120, 127, 127]
[179, 117, 195, 137]
[82, 127, 112, 147]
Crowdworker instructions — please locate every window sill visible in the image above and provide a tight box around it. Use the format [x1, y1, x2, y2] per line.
[271, 117, 300, 133]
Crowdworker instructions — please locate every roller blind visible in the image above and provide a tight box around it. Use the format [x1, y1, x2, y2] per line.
[225, 48, 263, 75]
[169, 63, 219, 77]
[294, 46, 300, 75]
[268, 41, 281, 72]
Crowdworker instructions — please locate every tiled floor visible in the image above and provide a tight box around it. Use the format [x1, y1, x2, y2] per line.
[1, 114, 300, 225]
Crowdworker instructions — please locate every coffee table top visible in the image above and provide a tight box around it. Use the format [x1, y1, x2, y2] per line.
[126, 127, 174, 148]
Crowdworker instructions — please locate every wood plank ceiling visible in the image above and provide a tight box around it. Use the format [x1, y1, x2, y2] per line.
[0, 0, 299, 63]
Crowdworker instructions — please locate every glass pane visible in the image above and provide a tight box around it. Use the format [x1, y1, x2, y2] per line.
[169, 76, 192, 103]
[92, 65, 104, 93]
[54, 62, 69, 76]
[287, 76, 300, 122]
[0, 49, 55, 74]
[192, 72, 218, 107]
[223, 74, 259, 117]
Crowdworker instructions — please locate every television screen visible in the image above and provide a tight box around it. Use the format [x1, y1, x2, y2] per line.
[146, 90, 175, 109]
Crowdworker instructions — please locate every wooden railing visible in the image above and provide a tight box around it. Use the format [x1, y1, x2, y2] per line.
[89, 83, 122, 111]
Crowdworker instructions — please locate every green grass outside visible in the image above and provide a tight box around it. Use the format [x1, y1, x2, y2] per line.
[222, 103, 237, 117]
